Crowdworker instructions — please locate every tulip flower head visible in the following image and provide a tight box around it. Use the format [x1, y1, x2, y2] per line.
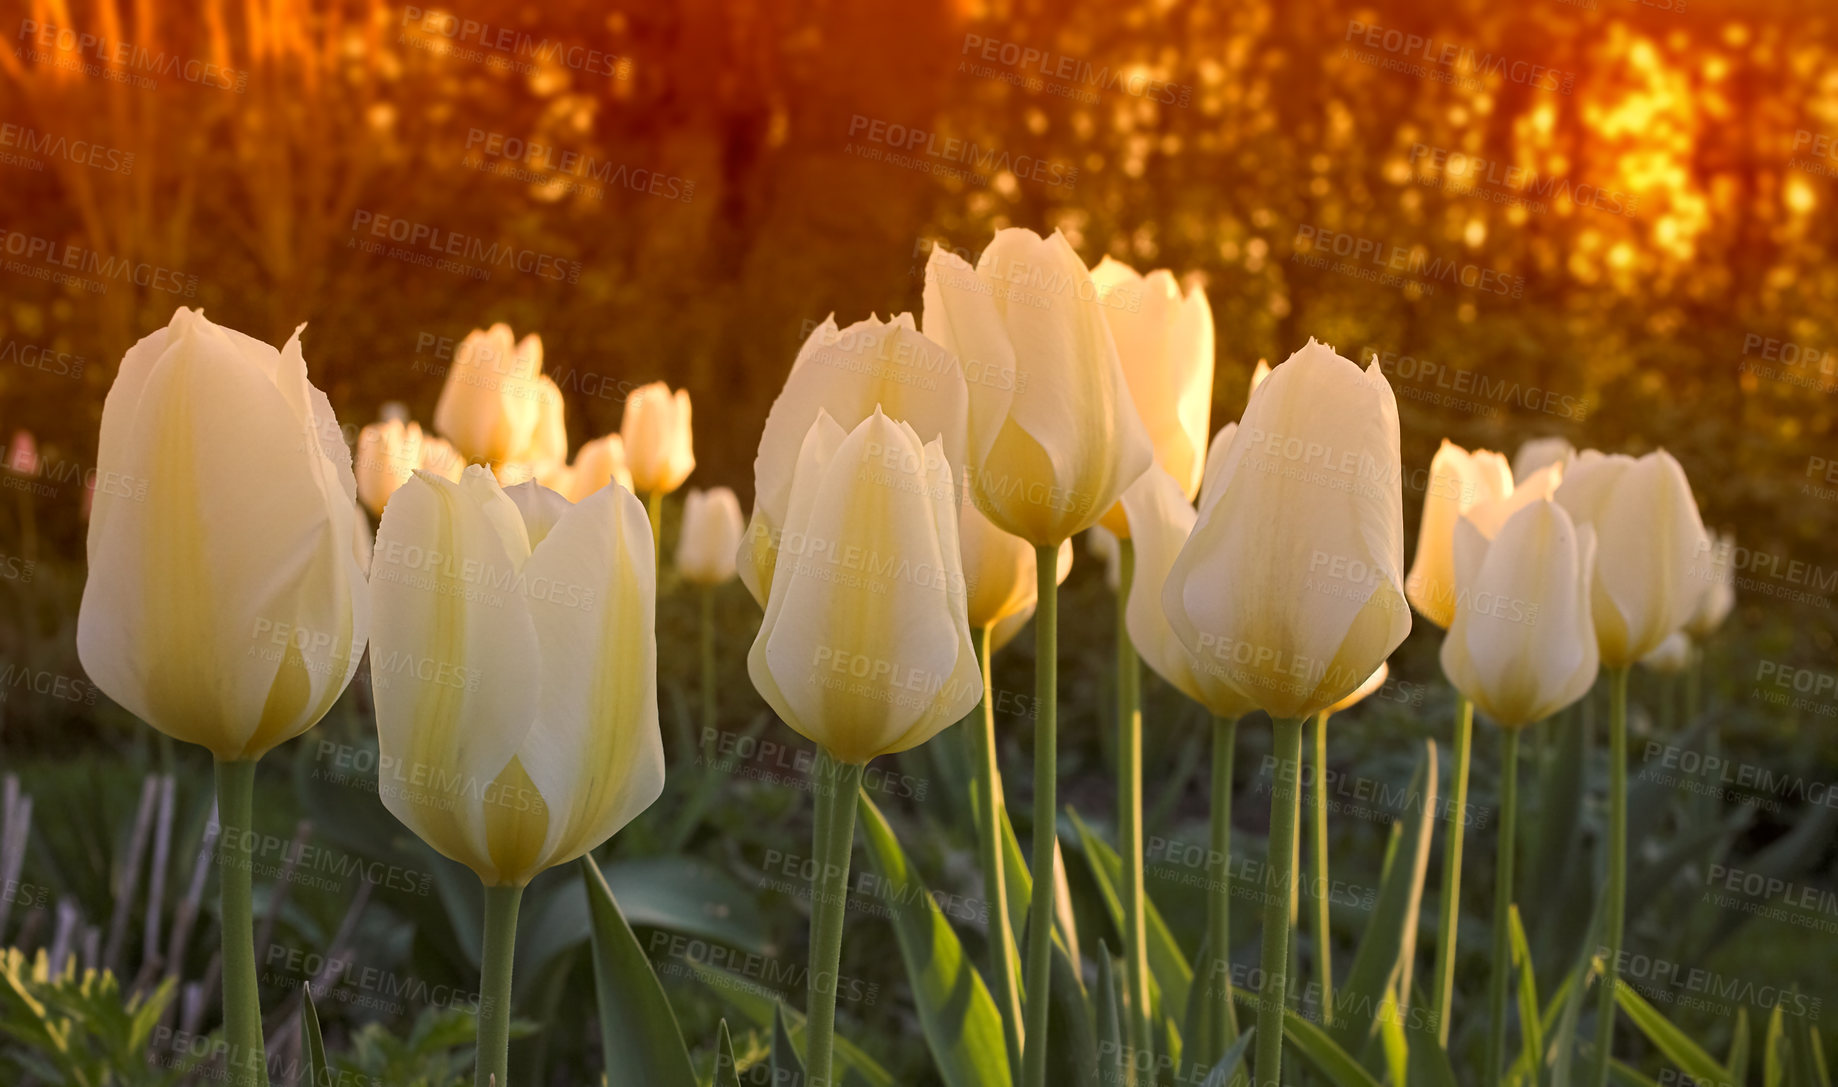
[369, 467, 663, 887]
[622, 381, 696, 496]
[1511, 436, 1577, 484]
[355, 418, 427, 515]
[78, 307, 370, 760]
[922, 227, 1153, 547]
[1405, 440, 1514, 628]
[677, 486, 745, 585]
[432, 324, 547, 466]
[1328, 663, 1388, 714]
[960, 495, 1074, 651]
[1250, 359, 1271, 396]
[1685, 530, 1736, 641]
[748, 410, 982, 764]
[1554, 449, 1706, 668]
[1162, 339, 1411, 721]
[548, 433, 634, 502]
[1087, 256, 1214, 531]
[1639, 631, 1693, 675]
[740, 314, 968, 605]
[1440, 495, 1598, 728]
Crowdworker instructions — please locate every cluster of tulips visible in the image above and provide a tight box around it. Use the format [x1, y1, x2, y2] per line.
[71, 226, 1736, 1087]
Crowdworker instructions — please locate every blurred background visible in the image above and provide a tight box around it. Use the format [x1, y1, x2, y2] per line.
[2, 0, 1836, 1082]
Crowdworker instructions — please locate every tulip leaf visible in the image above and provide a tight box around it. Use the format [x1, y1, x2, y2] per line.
[301, 985, 328, 1084]
[1045, 932, 1100, 1087]
[714, 1020, 744, 1087]
[1376, 988, 1408, 1086]
[1095, 942, 1127, 1087]
[1764, 1003, 1787, 1087]
[1528, 708, 1589, 977]
[772, 1004, 806, 1087]
[1509, 905, 1544, 1086]
[856, 794, 1012, 1087]
[1000, 803, 1081, 981]
[686, 961, 894, 1087]
[1329, 741, 1437, 1057]
[1613, 980, 1731, 1086]
[1066, 807, 1192, 1020]
[1403, 981, 1459, 1087]
[1727, 1008, 1750, 1087]
[1181, 931, 1241, 1084]
[579, 857, 699, 1087]
[1200, 1029, 1255, 1087]
[1786, 992, 1831, 1087]
[1606, 1061, 1662, 1086]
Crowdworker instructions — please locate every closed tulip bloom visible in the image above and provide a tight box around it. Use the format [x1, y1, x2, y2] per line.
[1328, 663, 1388, 714]
[961, 496, 1074, 651]
[749, 410, 982, 764]
[78, 307, 370, 759]
[678, 487, 745, 585]
[740, 314, 968, 605]
[1640, 631, 1693, 674]
[1440, 497, 1598, 728]
[1405, 440, 1513, 629]
[417, 435, 467, 482]
[1250, 359, 1271, 396]
[1512, 436, 1576, 484]
[433, 325, 545, 465]
[1554, 449, 1706, 668]
[511, 375, 567, 466]
[1163, 339, 1411, 720]
[1086, 525, 1123, 591]
[1119, 467, 1257, 720]
[1088, 257, 1214, 519]
[355, 418, 427, 515]
[1685, 530, 1736, 640]
[622, 382, 696, 496]
[369, 467, 663, 887]
[1196, 422, 1238, 514]
[923, 227, 1153, 546]
[558, 434, 635, 501]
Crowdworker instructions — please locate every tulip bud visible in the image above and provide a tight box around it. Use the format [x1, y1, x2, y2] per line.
[1119, 466, 1257, 720]
[562, 434, 635, 501]
[923, 227, 1153, 546]
[1685, 530, 1736, 640]
[78, 307, 370, 760]
[1512, 436, 1575, 484]
[510, 375, 567, 466]
[369, 466, 663, 887]
[1639, 632, 1693, 675]
[961, 495, 1073, 651]
[1440, 497, 1599, 728]
[355, 419, 427, 515]
[433, 324, 545, 465]
[1405, 440, 1513, 629]
[739, 314, 968, 606]
[418, 434, 466, 482]
[748, 410, 982, 764]
[1087, 257, 1214, 533]
[1554, 449, 1706, 668]
[677, 487, 745, 585]
[622, 381, 695, 496]
[1163, 339, 1411, 720]
[1250, 359, 1271, 396]
[1328, 663, 1388, 714]
[1085, 525, 1123, 592]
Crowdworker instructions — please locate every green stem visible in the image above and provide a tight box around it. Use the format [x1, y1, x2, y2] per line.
[475, 884, 524, 1087]
[1486, 727, 1521, 1086]
[1310, 711, 1333, 1026]
[1254, 717, 1305, 1087]
[214, 759, 269, 1087]
[1589, 668, 1630, 1087]
[645, 489, 664, 566]
[807, 749, 864, 1087]
[699, 584, 717, 751]
[1208, 716, 1241, 1058]
[1116, 539, 1152, 1076]
[1020, 544, 1059, 1087]
[1430, 695, 1474, 1045]
[969, 625, 1025, 1076]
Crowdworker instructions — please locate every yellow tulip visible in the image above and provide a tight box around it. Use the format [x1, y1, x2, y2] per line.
[1327, 662, 1388, 714]
[1405, 440, 1513, 629]
[1554, 449, 1706, 668]
[622, 381, 696, 496]
[77, 307, 370, 760]
[960, 495, 1073, 651]
[1087, 257, 1214, 533]
[1162, 339, 1411, 721]
[432, 324, 546, 465]
[355, 418, 427, 516]
[1439, 496, 1598, 728]
[739, 314, 969, 605]
[368, 467, 663, 887]
[748, 410, 983, 764]
[677, 486, 745, 585]
[1510, 436, 1576, 484]
[546, 433, 634, 502]
[922, 227, 1152, 547]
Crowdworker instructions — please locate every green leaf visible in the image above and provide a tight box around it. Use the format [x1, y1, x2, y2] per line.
[1046, 935, 1101, 1087]
[1279, 1006, 1386, 1087]
[1330, 741, 1437, 1056]
[773, 1004, 806, 1087]
[1763, 1004, 1786, 1087]
[580, 857, 699, 1087]
[856, 794, 1012, 1087]
[1510, 905, 1544, 1086]
[1614, 981, 1731, 1086]
[1096, 942, 1127, 1087]
[1403, 985, 1460, 1087]
[301, 985, 329, 1085]
[1181, 932, 1238, 1083]
[1200, 1030, 1255, 1087]
[1606, 1060, 1661, 1086]
[1786, 994, 1831, 1087]
[714, 1021, 744, 1087]
[1376, 989, 1408, 1086]
[1067, 808, 1192, 1020]
[1727, 1009, 1749, 1087]
[687, 962, 894, 1087]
